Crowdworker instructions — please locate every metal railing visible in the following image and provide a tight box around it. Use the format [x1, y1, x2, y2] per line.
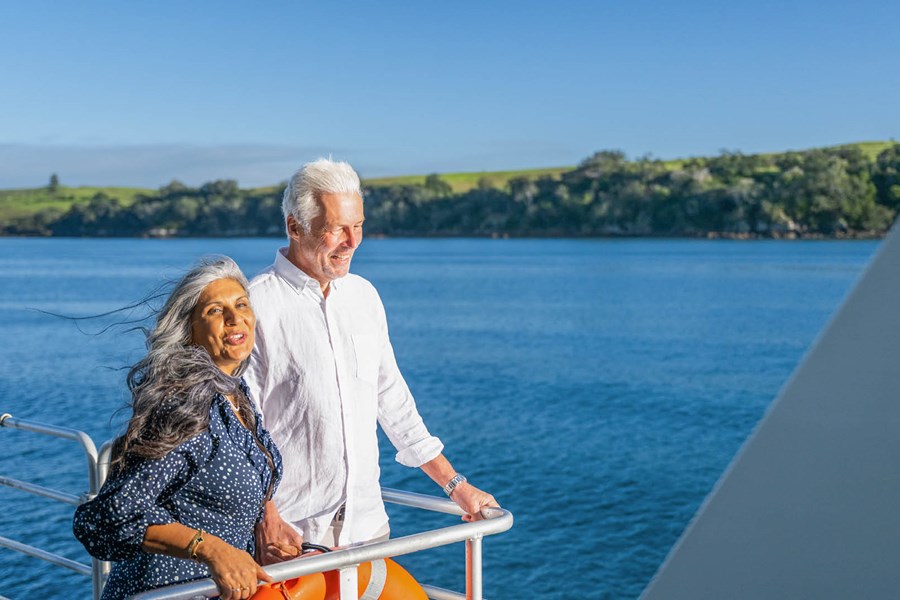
[0, 413, 108, 600]
[1, 413, 513, 600]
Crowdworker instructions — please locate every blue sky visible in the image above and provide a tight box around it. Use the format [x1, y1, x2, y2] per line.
[1, 0, 897, 188]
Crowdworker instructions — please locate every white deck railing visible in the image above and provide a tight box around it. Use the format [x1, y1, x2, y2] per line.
[0, 413, 513, 600]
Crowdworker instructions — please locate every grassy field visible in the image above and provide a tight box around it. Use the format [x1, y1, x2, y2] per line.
[1, 140, 894, 224]
[841, 140, 895, 161]
[363, 140, 896, 191]
[0, 186, 152, 222]
[649, 141, 895, 172]
[364, 166, 572, 192]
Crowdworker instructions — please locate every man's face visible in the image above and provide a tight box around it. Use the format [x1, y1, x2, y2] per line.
[288, 191, 364, 290]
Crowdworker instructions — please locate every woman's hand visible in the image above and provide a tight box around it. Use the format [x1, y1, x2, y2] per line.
[143, 523, 272, 598]
[255, 500, 306, 565]
[196, 533, 272, 600]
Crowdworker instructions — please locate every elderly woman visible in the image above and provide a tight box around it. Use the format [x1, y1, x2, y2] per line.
[74, 256, 303, 600]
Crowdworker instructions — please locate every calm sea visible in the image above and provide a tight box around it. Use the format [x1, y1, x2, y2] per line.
[0, 237, 878, 599]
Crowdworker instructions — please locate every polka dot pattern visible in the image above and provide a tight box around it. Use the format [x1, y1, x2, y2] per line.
[73, 382, 282, 600]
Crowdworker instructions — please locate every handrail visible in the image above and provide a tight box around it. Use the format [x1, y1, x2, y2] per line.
[0, 534, 93, 576]
[0, 412, 108, 600]
[1, 414, 514, 600]
[130, 505, 513, 600]
[0, 414, 101, 493]
[0, 475, 83, 505]
[382, 487, 467, 514]
[98, 438, 115, 486]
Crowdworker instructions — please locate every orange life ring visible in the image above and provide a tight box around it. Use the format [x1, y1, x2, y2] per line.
[323, 558, 428, 600]
[251, 558, 426, 600]
[249, 572, 326, 600]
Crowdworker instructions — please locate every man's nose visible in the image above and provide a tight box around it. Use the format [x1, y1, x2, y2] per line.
[342, 227, 361, 249]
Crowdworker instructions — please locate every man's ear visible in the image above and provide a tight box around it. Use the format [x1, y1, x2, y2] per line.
[286, 215, 301, 240]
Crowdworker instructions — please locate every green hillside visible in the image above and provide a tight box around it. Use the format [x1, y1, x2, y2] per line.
[1, 140, 895, 225]
[364, 166, 572, 193]
[841, 140, 895, 161]
[363, 140, 895, 191]
[0, 186, 152, 222]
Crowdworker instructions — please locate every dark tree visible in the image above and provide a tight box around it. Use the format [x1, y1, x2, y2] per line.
[424, 174, 453, 197]
[873, 144, 900, 211]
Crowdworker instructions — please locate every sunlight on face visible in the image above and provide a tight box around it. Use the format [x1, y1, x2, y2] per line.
[190, 278, 255, 375]
[289, 191, 365, 292]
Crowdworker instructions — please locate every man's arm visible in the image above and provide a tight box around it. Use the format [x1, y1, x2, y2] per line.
[420, 454, 499, 522]
[366, 285, 499, 519]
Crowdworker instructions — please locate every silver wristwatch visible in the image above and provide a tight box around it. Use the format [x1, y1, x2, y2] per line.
[443, 473, 467, 496]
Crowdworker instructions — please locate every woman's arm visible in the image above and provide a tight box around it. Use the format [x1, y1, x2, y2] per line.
[143, 523, 272, 600]
[73, 447, 197, 561]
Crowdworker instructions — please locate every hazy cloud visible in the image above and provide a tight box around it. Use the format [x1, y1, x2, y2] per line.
[0, 143, 335, 189]
[0, 140, 588, 190]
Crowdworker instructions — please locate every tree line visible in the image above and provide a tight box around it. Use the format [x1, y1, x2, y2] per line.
[5, 144, 900, 238]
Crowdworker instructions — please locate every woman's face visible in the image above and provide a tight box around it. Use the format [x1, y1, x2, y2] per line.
[190, 278, 255, 375]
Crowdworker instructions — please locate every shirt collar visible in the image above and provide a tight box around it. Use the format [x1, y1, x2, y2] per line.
[273, 247, 345, 298]
[274, 247, 324, 297]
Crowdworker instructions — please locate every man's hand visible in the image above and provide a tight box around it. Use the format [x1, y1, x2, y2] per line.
[254, 500, 305, 565]
[419, 454, 501, 522]
[450, 482, 500, 522]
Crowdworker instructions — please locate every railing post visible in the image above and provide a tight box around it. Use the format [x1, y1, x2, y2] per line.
[92, 558, 105, 600]
[466, 534, 483, 600]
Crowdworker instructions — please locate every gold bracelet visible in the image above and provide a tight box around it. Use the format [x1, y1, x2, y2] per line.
[187, 529, 205, 563]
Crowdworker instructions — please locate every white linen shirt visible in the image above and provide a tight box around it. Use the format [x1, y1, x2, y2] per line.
[245, 248, 444, 545]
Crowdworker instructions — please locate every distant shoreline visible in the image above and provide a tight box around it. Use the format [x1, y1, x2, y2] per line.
[3, 140, 898, 239]
[0, 231, 886, 241]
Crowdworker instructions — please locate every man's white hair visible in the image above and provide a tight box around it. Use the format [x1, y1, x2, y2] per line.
[282, 158, 362, 235]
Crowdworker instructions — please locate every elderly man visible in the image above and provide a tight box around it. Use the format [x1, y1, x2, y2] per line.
[246, 158, 497, 558]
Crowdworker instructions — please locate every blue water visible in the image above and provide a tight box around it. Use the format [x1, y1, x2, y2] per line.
[0, 237, 878, 599]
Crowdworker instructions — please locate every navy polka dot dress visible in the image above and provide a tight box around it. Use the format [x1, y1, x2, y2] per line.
[73, 383, 282, 600]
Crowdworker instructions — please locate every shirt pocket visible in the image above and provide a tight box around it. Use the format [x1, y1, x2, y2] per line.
[351, 333, 379, 385]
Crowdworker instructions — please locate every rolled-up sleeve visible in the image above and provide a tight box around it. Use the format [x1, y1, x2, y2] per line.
[73, 437, 205, 561]
[374, 296, 444, 468]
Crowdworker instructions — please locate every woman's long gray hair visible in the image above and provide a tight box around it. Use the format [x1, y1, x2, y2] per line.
[113, 255, 255, 469]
